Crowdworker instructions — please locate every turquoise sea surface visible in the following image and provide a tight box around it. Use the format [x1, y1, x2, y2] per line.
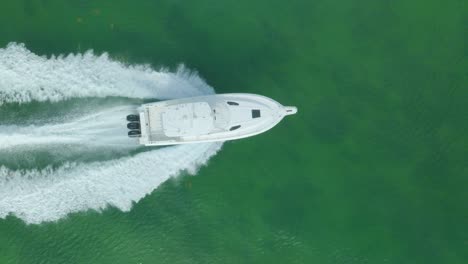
[0, 0, 467, 263]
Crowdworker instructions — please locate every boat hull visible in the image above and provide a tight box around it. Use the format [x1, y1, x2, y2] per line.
[131, 93, 296, 146]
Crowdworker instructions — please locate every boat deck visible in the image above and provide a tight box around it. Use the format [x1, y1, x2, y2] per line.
[139, 106, 174, 145]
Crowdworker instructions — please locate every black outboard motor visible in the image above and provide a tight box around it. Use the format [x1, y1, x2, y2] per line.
[127, 122, 140, 130]
[128, 130, 141, 137]
[126, 114, 140, 122]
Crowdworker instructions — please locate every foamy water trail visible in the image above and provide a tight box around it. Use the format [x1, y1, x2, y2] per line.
[0, 106, 135, 150]
[0, 43, 208, 104]
[0, 43, 223, 224]
[0, 143, 222, 224]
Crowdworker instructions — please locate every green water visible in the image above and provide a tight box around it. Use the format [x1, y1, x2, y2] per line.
[0, 0, 467, 263]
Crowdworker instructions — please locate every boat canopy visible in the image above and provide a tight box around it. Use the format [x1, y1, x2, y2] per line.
[161, 102, 214, 137]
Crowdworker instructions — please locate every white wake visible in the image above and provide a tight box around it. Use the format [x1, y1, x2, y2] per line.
[0, 43, 223, 224]
[0, 106, 134, 150]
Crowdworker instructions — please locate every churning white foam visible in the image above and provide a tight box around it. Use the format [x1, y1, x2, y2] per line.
[0, 143, 222, 224]
[0, 43, 223, 224]
[0, 42, 209, 105]
[0, 106, 135, 150]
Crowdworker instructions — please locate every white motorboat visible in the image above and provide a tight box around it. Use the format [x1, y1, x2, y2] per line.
[126, 93, 297, 146]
